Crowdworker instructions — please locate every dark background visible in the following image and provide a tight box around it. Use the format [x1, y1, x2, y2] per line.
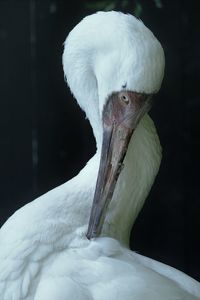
[0, 0, 200, 281]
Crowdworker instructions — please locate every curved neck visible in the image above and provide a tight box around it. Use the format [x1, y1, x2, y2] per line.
[100, 114, 161, 246]
[63, 27, 162, 245]
[69, 114, 161, 247]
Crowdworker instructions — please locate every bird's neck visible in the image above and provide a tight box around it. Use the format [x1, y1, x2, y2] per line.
[100, 114, 162, 246]
[71, 114, 161, 247]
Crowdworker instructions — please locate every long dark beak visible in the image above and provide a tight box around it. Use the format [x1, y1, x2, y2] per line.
[86, 91, 152, 240]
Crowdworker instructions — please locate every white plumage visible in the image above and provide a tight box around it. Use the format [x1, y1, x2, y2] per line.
[0, 11, 199, 300]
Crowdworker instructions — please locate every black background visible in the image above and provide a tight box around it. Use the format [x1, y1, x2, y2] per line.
[0, 0, 200, 281]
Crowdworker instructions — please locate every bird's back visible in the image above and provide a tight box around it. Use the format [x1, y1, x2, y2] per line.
[34, 238, 200, 300]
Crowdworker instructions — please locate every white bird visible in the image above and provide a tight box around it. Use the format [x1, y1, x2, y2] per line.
[0, 11, 199, 300]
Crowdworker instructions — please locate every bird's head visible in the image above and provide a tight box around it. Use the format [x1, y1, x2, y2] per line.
[63, 11, 165, 239]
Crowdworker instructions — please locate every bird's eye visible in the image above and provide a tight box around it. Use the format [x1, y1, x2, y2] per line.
[120, 93, 129, 104]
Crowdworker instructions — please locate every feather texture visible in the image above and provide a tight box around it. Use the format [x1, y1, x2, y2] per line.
[0, 11, 199, 299]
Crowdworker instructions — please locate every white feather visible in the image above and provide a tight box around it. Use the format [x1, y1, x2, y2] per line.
[0, 11, 199, 300]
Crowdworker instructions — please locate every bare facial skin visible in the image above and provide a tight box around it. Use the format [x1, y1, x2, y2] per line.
[86, 91, 152, 240]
